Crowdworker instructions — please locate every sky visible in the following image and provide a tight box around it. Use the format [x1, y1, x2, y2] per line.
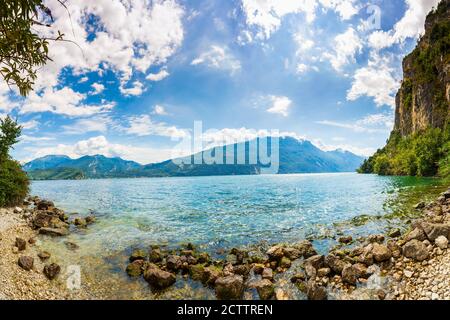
[0, 0, 442, 164]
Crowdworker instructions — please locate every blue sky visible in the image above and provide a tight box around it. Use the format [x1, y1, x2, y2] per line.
[0, 0, 441, 164]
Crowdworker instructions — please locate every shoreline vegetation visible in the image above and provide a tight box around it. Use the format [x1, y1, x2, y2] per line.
[0, 186, 449, 300]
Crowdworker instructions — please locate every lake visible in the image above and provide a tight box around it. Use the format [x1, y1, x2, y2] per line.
[29, 173, 445, 299]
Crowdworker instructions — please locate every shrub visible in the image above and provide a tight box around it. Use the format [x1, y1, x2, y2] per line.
[0, 159, 29, 207]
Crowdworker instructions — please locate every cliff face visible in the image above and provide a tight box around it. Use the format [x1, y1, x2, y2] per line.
[359, 0, 450, 177]
[394, 0, 450, 137]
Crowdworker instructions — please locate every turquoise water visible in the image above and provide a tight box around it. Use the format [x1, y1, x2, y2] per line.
[31, 173, 444, 255]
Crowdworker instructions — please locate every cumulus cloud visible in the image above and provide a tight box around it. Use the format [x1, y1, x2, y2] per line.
[324, 27, 363, 71]
[20, 87, 115, 116]
[152, 105, 169, 115]
[191, 46, 241, 75]
[266, 95, 292, 117]
[240, 0, 359, 40]
[347, 54, 399, 108]
[122, 114, 188, 138]
[368, 0, 440, 50]
[146, 69, 170, 81]
[90, 83, 105, 95]
[24, 135, 175, 164]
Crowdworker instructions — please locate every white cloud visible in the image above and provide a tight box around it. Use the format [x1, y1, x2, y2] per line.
[312, 139, 374, 157]
[347, 53, 399, 108]
[20, 87, 115, 116]
[368, 0, 440, 50]
[20, 119, 39, 130]
[120, 81, 145, 96]
[152, 105, 169, 115]
[317, 112, 394, 133]
[191, 46, 241, 75]
[324, 27, 363, 71]
[62, 116, 113, 134]
[90, 83, 105, 95]
[266, 95, 292, 117]
[122, 114, 188, 138]
[146, 69, 170, 81]
[24, 135, 175, 164]
[240, 0, 359, 40]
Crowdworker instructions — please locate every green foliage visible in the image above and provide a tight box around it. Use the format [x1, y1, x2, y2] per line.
[359, 126, 449, 178]
[0, 116, 29, 206]
[0, 115, 22, 160]
[0, 0, 63, 96]
[27, 167, 85, 180]
[0, 158, 29, 206]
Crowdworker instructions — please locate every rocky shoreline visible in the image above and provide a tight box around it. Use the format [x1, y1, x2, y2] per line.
[0, 197, 95, 299]
[1, 188, 449, 300]
[124, 187, 450, 300]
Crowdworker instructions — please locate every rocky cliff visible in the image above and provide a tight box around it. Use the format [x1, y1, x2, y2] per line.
[394, 0, 449, 136]
[359, 0, 450, 176]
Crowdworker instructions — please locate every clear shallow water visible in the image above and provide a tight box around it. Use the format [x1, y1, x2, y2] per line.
[29, 173, 446, 299]
[31, 173, 444, 255]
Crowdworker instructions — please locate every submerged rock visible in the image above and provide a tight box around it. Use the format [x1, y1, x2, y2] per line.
[126, 260, 145, 277]
[15, 238, 26, 251]
[129, 249, 147, 262]
[253, 279, 274, 300]
[38, 227, 69, 237]
[215, 275, 244, 300]
[143, 264, 176, 289]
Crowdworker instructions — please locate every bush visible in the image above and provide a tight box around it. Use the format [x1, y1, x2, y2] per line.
[0, 115, 29, 207]
[0, 159, 29, 207]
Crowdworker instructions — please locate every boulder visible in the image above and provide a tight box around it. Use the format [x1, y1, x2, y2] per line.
[215, 275, 244, 300]
[233, 264, 250, 277]
[279, 257, 291, 269]
[252, 263, 265, 275]
[36, 200, 54, 210]
[126, 260, 145, 277]
[372, 243, 392, 262]
[292, 240, 317, 258]
[304, 263, 317, 279]
[304, 255, 324, 269]
[420, 222, 450, 241]
[38, 227, 69, 237]
[149, 248, 162, 263]
[388, 228, 401, 238]
[435, 236, 448, 249]
[38, 251, 51, 261]
[73, 217, 87, 228]
[306, 281, 327, 300]
[85, 216, 96, 224]
[290, 271, 306, 283]
[18, 256, 34, 271]
[338, 236, 353, 244]
[266, 245, 284, 261]
[402, 240, 429, 261]
[341, 265, 358, 285]
[166, 255, 181, 271]
[317, 267, 331, 277]
[261, 268, 273, 280]
[197, 252, 210, 264]
[352, 263, 368, 278]
[405, 228, 427, 241]
[367, 234, 385, 244]
[253, 279, 274, 300]
[282, 247, 302, 260]
[204, 266, 222, 286]
[15, 238, 26, 251]
[43, 263, 61, 280]
[189, 264, 207, 282]
[143, 264, 176, 289]
[325, 254, 348, 274]
[129, 249, 147, 262]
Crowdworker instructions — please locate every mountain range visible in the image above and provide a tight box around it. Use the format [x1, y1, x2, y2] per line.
[24, 137, 365, 180]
